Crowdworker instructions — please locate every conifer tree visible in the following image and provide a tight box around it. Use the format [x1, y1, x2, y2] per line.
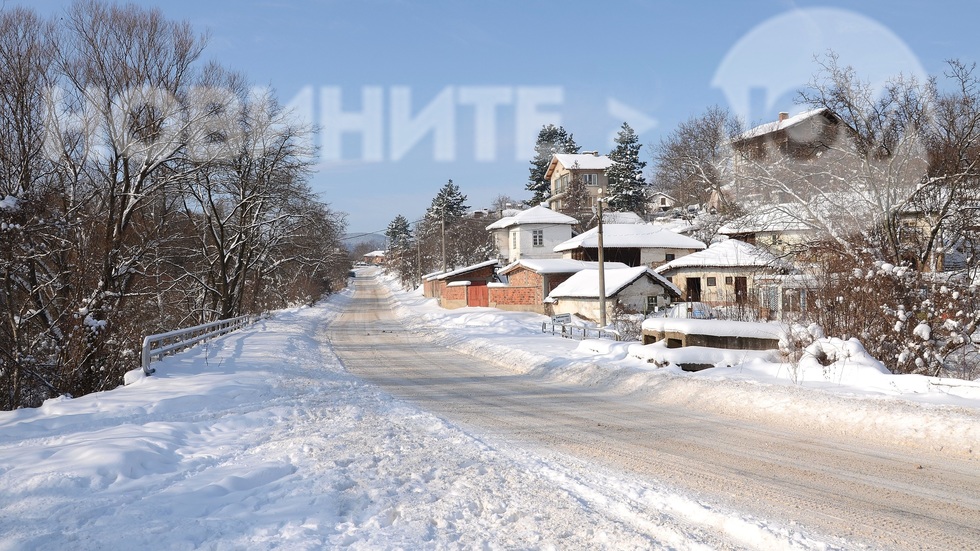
[426, 179, 469, 224]
[526, 124, 579, 205]
[605, 122, 648, 215]
[385, 214, 412, 249]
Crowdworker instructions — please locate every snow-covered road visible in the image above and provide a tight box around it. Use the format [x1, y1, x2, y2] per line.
[328, 271, 980, 550]
[1, 267, 978, 550]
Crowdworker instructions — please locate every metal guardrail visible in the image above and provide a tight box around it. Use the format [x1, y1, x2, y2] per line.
[541, 321, 621, 341]
[141, 315, 252, 375]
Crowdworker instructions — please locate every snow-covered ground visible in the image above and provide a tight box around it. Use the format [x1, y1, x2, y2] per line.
[0, 268, 977, 550]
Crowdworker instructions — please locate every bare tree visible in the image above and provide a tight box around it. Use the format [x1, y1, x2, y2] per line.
[0, 7, 62, 409]
[651, 106, 743, 213]
[739, 54, 980, 270]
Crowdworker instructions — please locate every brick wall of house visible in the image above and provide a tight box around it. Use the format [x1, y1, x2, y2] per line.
[490, 285, 544, 312]
[506, 269, 541, 287]
[443, 285, 466, 301]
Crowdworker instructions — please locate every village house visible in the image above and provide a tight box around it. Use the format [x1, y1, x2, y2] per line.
[544, 152, 614, 212]
[718, 204, 818, 256]
[546, 266, 681, 322]
[422, 260, 499, 309]
[648, 191, 677, 213]
[731, 108, 843, 163]
[490, 259, 629, 314]
[554, 224, 706, 267]
[655, 239, 784, 306]
[486, 204, 578, 263]
[362, 250, 385, 265]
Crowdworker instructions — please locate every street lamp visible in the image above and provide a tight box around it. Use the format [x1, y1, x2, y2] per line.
[596, 188, 607, 327]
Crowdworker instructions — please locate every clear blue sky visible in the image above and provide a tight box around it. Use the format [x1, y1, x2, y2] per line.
[22, 1, 980, 237]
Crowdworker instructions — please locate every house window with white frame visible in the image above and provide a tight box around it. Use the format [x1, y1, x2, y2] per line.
[581, 173, 598, 186]
[511, 231, 517, 250]
[532, 229, 544, 247]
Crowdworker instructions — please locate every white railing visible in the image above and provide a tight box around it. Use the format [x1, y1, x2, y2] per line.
[541, 321, 621, 341]
[141, 315, 252, 375]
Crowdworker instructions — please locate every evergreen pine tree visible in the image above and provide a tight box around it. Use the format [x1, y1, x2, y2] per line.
[605, 122, 648, 215]
[426, 179, 469, 224]
[526, 124, 580, 205]
[385, 214, 413, 249]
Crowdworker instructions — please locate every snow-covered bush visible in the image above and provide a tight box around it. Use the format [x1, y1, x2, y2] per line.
[802, 253, 980, 378]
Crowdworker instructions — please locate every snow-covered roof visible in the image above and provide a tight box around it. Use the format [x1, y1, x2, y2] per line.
[655, 239, 777, 272]
[425, 259, 499, 281]
[363, 250, 386, 258]
[735, 108, 830, 142]
[498, 259, 630, 276]
[601, 211, 645, 225]
[485, 204, 578, 230]
[553, 224, 707, 252]
[642, 317, 788, 340]
[547, 266, 681, 299]
[553, 153, 614, 171]
[718, 204, 816, 235]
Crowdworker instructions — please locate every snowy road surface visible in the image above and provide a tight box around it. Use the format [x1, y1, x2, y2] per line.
[328, 272, 980, 550]
[2, 269, 979, 550]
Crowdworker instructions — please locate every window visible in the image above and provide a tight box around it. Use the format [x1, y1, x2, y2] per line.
[707, 277, 717, 287]
[725, 276, 733, 285]
[558, 174, 569, 193]
[665, 253, 676, 261]
[581, 173, 599, 186]
[660, 197, 667, 206]
[532, 229, 544, 247]
[511, 232, 517, 250]
[646, 295, 661, 313]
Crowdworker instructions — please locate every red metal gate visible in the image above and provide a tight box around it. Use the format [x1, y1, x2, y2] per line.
[467, 283, 489, 307]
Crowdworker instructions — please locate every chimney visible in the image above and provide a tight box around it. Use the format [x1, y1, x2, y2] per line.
[778, 112, 789, 122]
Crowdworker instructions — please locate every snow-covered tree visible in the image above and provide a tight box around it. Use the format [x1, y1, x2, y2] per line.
[426, 179, 469, 224]
[526, 124, 579, 205]
[385, 214, 413, 249]
[605, 122, 648, 215]
[739, 55, 980, 271]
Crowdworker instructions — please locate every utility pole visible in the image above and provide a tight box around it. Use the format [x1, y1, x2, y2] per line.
[597, 188, 607, 327]
[440, 204, 447, 273]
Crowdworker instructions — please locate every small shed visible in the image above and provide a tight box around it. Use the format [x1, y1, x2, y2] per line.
[423, 260, 499, 308]
[546, 266, 681, 322]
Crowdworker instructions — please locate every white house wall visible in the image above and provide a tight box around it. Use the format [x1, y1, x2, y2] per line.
[509, 224, 571, 262]
[550, 278, 672, 322]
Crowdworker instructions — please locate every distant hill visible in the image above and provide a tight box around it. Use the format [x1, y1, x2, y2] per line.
[343, 232, 386, 253]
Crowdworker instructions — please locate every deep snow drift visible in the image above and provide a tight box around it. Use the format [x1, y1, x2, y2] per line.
[0, 269, 977, 550]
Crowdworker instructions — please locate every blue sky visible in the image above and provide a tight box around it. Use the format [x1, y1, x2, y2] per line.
[22, 1, 980, 237]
